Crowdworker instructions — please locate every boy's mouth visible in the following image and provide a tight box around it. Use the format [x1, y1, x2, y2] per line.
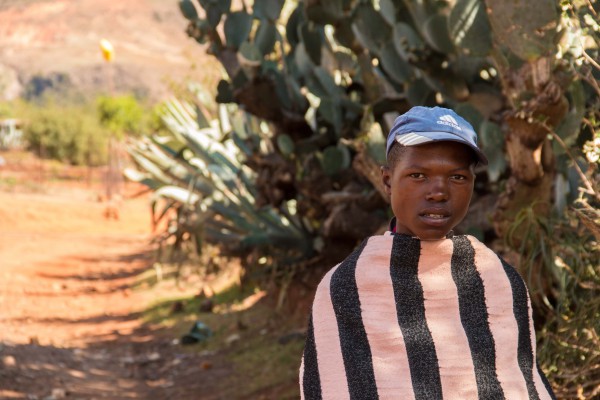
[423, 213, 446, 219]
[419, 209, 451, 226]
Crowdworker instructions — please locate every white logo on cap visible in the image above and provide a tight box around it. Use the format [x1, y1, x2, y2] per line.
[437, 115, 462, 131]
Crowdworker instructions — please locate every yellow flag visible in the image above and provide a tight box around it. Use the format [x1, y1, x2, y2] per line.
[99, 39, 114, 62]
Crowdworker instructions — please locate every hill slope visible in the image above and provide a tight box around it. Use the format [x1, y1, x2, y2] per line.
[0, 0, 220, 100]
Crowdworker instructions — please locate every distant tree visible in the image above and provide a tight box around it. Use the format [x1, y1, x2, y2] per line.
[22, 72, 73, 102]
[96, 95, 145, 138]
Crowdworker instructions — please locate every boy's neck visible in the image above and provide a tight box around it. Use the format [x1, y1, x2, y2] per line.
[388, 217, 454, 239]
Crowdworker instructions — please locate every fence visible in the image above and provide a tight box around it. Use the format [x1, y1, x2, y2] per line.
[0, 119, 24, 150]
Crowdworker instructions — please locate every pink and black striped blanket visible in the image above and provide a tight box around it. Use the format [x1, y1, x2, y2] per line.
[300, 233, 555, 399]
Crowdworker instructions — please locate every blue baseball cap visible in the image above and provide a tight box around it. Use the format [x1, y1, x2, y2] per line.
[386, 106, 488, 165]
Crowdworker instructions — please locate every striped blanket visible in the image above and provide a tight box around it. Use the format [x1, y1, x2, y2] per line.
[300, 233, 555, 399]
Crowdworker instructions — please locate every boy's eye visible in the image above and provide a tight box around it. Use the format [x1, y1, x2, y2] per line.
[409, 173, 425, 179]
[451, 174, 467, 180]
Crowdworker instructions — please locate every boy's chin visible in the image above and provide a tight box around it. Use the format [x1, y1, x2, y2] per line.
[409, 227, 454, 241]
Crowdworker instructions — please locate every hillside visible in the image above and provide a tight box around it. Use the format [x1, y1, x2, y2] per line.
[0, 0, 221, 100]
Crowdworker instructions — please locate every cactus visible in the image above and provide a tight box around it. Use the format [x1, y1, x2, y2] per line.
[485, 0, 560, 61]
[320, 144, 351, 176]
[178, 0, 198, 21]
[177, 0, 589, 247]
[449, 0, 492, 56]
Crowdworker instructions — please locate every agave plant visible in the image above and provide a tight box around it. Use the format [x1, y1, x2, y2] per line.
[125, 90, 315, 270]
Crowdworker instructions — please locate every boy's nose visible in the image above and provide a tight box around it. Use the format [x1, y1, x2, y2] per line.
[425, 180, 449, 202]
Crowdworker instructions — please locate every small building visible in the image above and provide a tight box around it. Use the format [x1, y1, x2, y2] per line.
[0, 118, 24, 150]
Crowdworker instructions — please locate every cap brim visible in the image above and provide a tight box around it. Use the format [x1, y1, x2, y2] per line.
[394, 131, 488, 166]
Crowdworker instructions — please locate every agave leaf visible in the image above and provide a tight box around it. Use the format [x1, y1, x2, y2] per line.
[128, 150, 175, 185]
[151, 199, 178, 229]
[210, 151, 246, 180]
[123, 168, 164, 190]
[178, 128, 227, 166]
[143, 141, 190, 178]
[211, 182, 271, 230]
[152, 186, 201, 205]
[259, 207, 300, 234]
[194, 103, 212, 130]
[231, 131, 253, 157]
[239, 232, 272, 248]
[163, 100, 201, 141]
[203, 217, 246, 235]
[207, 200, 261, 231]
[203, 226, 245, 245]
[278, 201, 306, 233]
[132, 141, 216, 195]
[150, 135, 183, 157]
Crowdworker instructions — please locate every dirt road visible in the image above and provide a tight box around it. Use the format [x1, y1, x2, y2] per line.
[0, 170, 228, 399]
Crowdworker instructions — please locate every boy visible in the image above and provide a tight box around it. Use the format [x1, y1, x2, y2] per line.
[299, 107, 555, 399]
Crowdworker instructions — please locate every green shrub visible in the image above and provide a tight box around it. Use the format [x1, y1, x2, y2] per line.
[22, 102, 108, 166]
[96, 94, 167, 138]
[11, 94, 166, 166]
[96, 95, 145, 138]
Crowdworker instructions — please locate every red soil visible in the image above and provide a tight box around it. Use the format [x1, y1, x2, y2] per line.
[0, 152, 229, 399]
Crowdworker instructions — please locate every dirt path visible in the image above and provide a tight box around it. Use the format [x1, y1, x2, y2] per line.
[0, 172, 228, 399]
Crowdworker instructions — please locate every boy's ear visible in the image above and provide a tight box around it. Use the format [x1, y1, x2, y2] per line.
[381, 165, 392, 195]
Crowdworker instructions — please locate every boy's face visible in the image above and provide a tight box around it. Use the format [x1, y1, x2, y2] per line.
[381, 141, 475, 240]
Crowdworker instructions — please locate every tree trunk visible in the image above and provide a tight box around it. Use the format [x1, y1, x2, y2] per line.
[492, 59, 569, 240]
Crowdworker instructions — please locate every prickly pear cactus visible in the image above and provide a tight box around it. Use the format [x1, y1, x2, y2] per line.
[177, 0, 579, 248]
